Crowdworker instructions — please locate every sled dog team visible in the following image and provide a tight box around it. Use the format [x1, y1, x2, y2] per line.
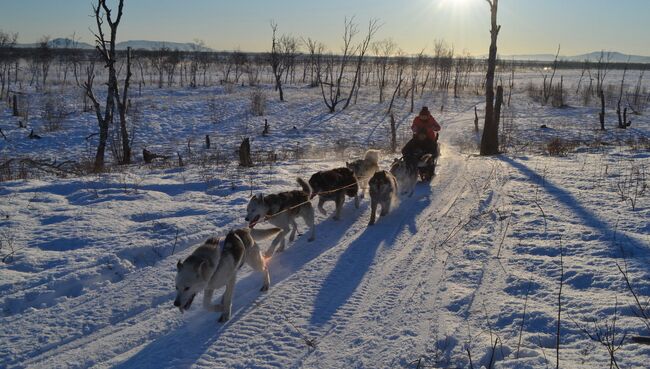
[174, 149, 434, 322]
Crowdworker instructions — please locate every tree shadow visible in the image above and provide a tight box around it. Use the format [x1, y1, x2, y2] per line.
[500, 156, 648, 255]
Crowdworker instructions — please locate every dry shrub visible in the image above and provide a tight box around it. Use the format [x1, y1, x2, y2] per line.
[546, 138, 575, 157]
[526, 81, 542, 103]
[43, 94, 68, 132]
[224, 82, 235, 94]
[550, 84, 566, 108]
[250, 89, 267, 116]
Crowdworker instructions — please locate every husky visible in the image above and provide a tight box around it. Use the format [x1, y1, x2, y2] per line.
[368, 170, 399, 226]
[391, 153, 435, 197]
[346, 149, 380, 199]
[390, 157, 418, 198]
[308, 167, 359, 220]
[174, 227, 281, 322]
[245, 178, 316, 257]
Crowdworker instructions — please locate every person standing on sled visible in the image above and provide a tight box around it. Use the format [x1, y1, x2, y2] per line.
[401, 107, 441, 179]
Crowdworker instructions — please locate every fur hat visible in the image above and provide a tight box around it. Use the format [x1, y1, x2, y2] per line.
[419, 106, 430, 116]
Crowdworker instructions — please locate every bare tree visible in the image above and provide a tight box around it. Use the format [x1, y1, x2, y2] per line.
[0, 29, 18, 98]
[319, 17, 358, 113]
[480, 0, 501, 156]
[542, 45, 561, 105]
[84, 0, 132, 170]
[595, 50, 611, 95]
[268, 22, 298, 101]
[616, 58, 630, 128]
[342, 18, 380, 110]
[36, 36, 53, 90]
[372, 39, 395, 103]
[303, 38, 325, 87]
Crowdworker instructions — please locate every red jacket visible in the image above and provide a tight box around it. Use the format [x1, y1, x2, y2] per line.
[412, 114, 441, 141]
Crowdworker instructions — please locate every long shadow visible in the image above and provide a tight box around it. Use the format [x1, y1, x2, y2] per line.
[112, 199, 372, 368]
[309, 185, 432, 326]
[500, 156, 648, 254]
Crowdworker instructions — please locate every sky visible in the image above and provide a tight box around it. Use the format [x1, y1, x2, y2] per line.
[1, 0, 649, 56]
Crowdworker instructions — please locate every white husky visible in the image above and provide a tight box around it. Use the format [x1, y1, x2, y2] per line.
[174, 227, 281, 322]
[346, 149, 380, 198]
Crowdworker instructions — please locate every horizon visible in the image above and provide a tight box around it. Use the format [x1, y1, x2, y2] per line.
[2, 0, 649, 57]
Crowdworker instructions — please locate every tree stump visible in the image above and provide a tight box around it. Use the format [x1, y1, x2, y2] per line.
[142, 148, 170, 164]
[205, 134, 211, 149]
[239, 137, 253, 167]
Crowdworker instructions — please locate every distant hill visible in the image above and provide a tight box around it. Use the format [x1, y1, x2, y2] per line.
[115, 40, 212, 51]
[495, 51, 650, 63]
[16, 38, 213, 52]
[16, 38, 94, 49]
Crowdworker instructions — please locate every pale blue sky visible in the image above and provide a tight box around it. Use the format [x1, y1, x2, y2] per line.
[1, 0, 649, 56]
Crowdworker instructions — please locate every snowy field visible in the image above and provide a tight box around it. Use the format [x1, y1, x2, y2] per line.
[1, 68, 649, 368]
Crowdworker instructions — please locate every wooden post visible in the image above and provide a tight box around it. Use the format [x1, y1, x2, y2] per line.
[474, 106, 479, 132]
[205, 134, 210, 149]
[239, 137, 253, 167]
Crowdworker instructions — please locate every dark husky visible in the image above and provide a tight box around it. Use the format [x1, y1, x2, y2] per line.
[308, 167, 359, 220]
[368, 170, 399, 226]
[174, 227, 281, 322]
[245, 178, 316, 257]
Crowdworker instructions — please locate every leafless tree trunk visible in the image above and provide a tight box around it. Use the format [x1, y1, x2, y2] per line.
[269, 22, 298, 102]
[319, 18, 358, 113]
[542, 45, 560, 105]
[83, 0, 127, 171]
[390, 112, 397, 153]
[616, 58, 630, 129]
[372, 39, 395, 103]
[599, 89, 606, 130]
[115, 47, 133, 164]
[480, 0, 501, 156]
[342, 19, 380, 110]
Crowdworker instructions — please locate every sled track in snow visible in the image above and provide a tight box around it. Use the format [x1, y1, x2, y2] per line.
[12, 144, 494, 369]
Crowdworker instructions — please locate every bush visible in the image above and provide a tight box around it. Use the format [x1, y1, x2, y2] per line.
[250, 89, 267, 116]
[43, 94, 67, 132]
[546, 138, 574, 156]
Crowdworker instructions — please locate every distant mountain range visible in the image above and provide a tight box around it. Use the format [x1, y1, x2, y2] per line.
[16, 38, 213, 52]
[495, 51, 650, 63]
[15, 39, 650, 63]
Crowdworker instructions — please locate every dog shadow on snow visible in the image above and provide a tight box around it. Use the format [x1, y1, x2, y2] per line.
[113, 187, 430, 368]
[309, 184, 433, 327]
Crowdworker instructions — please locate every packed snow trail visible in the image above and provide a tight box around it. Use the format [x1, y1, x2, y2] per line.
[3, 103, 507, 369]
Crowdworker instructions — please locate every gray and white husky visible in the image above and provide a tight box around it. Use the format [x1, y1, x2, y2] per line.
[245, 178, 316, 257]
[390, 157, 418, 197]
[368, 170, 399, 226]
[346, 149, 380, 199]
[174, 227, 281, 322]
[390, 153, 434, 197]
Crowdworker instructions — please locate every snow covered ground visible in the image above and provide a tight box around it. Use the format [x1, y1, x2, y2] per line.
[1, 72, 649, 368]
